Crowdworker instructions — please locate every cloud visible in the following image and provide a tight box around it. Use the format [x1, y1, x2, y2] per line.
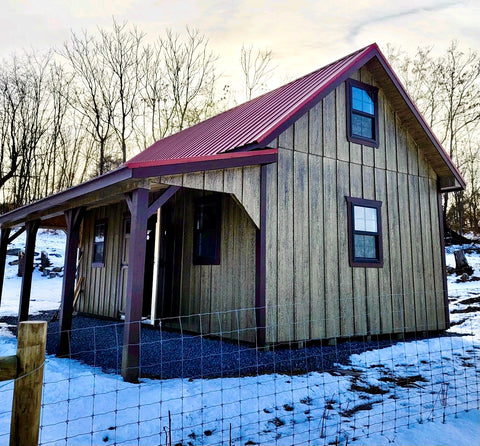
[347, 0, 469, 43]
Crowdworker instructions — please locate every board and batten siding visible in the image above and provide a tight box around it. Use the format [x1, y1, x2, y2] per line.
[175, 189, 257, 343]
[77, 169, 258, 343]
[76, 202, 125, 318]
[160, 168, 259, 343]
[266, 67, 446, 344]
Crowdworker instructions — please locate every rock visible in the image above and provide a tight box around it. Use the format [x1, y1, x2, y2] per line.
[40, 251, 52, 269]
[446, 266, 455, 275]
[52, 266, 63, 273]
[6, 248, 22, 256]
[457, 273, 469, 283]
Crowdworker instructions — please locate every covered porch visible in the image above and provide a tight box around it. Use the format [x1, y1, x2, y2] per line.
[0, 149, 276, 382]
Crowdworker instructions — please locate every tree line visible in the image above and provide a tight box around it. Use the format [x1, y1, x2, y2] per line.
[0, 21, 273, 210]
[387, 41, 480, 236]
[0, 23, 477, 235]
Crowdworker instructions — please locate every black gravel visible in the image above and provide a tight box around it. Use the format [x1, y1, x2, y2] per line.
[2, 312, 412, 380]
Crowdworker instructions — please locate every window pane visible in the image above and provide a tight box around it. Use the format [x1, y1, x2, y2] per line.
[193, 197, 221, 264]
[354, 234, 377, 259]
[94, 223, 105, 243]
[354, 205, 377, 233]
[354, 206, 365, 231]
[351, 113, 374, 139]
[364, 207, 377, 232]
[198, 230, 216, 259]
[352, 86, 374, 115]
[93, 243, 104, 264]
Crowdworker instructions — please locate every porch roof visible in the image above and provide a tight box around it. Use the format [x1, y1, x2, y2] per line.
[0, 149, 277, 228]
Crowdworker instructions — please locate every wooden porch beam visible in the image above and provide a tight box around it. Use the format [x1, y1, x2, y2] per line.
[57, 207, 85, 357]
[255, 164, 267, 347]
[0, 227, 11, 308]
[18, 220, 40, 323]
[8, 227, 26, 244]
[147, 186, 180, 218]
[122, 188, 149, 382]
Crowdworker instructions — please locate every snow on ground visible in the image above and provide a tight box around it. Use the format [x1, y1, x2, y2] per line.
[0, 231, 479, 445]
[0, 229, 65, 317]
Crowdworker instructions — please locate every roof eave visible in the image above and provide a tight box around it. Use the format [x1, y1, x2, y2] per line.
[368, 50, 466, 191]
[0, 167, 133, 228]
[0, 149, 278, 228]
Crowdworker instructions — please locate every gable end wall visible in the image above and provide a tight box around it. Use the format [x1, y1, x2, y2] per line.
[265, 67, 445, 344]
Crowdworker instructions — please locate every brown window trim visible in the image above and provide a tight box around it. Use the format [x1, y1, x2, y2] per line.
[193, 195, 222, 265]
[92, 218, 107, 268]
[346, 196, 383, 268]
[346, 78, 379, 148]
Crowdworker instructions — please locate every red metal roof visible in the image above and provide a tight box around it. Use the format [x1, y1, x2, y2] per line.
[125, 42, 465, 191]
[126, 44, 378, 168]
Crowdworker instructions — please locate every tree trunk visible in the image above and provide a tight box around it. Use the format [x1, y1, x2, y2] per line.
[453, 249, 473, 276]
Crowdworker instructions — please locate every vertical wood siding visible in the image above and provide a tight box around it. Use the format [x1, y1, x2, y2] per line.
[77, 202, 125, 318]
[266, 67, 446, 343]
[170, 189, 257, 343]
[77, 183, 257, 343]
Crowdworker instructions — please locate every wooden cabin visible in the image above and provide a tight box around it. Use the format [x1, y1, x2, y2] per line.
[0, 43, 465, 382]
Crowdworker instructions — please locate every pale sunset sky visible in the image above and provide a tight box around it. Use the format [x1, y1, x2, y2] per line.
[0, 0, 478, 92]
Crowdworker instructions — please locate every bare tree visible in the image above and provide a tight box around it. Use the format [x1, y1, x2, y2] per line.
[387, 41, 480, 234]
[137, 40, 173, 145]
[98, 19, 145, 162]
[162, 28, 218, 132]
[0, 53, 52, 206]
[61, 29, 117, 176]
[136, 27, 219, 148]
[240, 44, 273, 100]
[0, 22, 227, 209]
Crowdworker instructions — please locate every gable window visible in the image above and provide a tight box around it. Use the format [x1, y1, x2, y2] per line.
[92, 219, 107, 267]
[346, 197, 383, 268]
[346, 79, 379, 148]
[193, 195, 221, 265]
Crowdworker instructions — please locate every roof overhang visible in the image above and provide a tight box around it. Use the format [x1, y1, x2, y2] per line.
[0, 149, 278, 228]
[363, 53, 466, 192]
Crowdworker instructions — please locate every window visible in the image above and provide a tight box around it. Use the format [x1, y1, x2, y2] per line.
[193, 195, 221, 265]
[346, 79, 379, 147]
[92, 219, 107, 267]
[346, 197, 383, 267]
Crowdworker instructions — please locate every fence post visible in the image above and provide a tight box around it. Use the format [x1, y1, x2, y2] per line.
[9, 321, 47, 446]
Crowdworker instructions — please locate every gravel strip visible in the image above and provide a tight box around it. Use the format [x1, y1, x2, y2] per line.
[2, 312, 413, 380]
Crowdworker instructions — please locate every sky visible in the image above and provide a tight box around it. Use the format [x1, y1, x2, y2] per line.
[0, 0, 479, 92]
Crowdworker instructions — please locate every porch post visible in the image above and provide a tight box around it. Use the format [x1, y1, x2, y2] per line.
[0, 227, 11, 308]
[58, 207, 85, 357]
[18, 220, 40, 323]
[122, 187, 149, 382]
[255, 165, 267, 347]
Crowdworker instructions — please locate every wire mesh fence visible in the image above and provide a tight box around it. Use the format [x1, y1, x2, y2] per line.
[0, 292, 479, 445]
